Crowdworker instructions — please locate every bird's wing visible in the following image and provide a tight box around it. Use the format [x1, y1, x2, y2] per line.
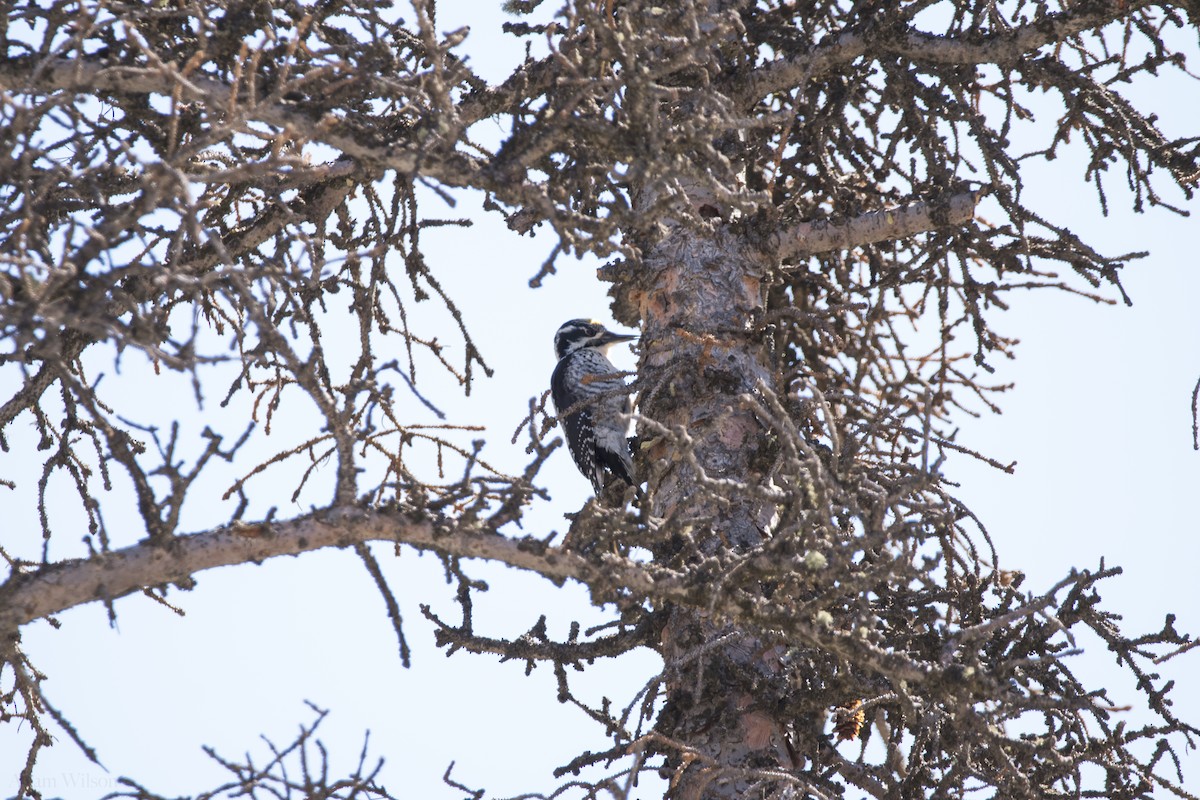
[552, 358, 605, 492]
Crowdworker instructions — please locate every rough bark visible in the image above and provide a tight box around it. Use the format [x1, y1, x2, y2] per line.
[628, 223, 779, 795]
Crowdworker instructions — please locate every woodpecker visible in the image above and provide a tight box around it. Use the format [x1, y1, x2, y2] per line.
[551, 319, 637, 494]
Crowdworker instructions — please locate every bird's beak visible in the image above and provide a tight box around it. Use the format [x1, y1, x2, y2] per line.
[597, 331, 638, 347]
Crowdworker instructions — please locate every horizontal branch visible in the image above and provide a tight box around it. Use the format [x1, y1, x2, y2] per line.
[0, 501, 1099, 695]
[739, 0, 1152, 100]
[0, 55, 598, 238]
[0, 57, 484, 188]
[0, 507, 660, 635]
[775, 188, 985, 259]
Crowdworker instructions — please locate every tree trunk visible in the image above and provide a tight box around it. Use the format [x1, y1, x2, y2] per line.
[617, 218, 788, 796]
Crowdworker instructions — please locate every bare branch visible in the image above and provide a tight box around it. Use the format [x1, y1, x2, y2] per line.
[0, 56, 482, 184]
[775, 188, 986, 259]
[0, 508, 658, 636]
[737, 0, 1156, 101]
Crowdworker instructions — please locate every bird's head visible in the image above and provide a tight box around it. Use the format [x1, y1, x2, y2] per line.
[553, 319, 638, 360]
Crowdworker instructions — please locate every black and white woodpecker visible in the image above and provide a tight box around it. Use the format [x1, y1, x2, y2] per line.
[550, 319, 638, 495]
